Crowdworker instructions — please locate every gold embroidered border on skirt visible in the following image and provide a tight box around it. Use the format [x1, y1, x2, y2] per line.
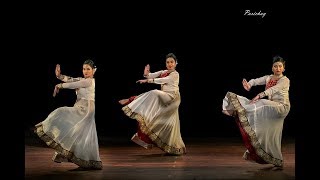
[122, 106, 186, 155]
[226, 92, 283, 167]
[34, 123, 103, 169]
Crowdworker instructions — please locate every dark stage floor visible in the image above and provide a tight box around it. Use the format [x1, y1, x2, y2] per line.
[25, 133, 295, 180]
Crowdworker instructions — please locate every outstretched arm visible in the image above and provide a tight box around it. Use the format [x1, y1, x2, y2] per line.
[145, 70, 163, 79]
[247, 75, 269, 87]
[61, 78, 92, 89]
[53, 78, 93, 97]
[153, 72, 178, 84]
[137, 71, 179, 85]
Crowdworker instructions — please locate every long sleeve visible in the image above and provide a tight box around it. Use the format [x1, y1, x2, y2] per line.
[57, 75, 82, 82]
[147, 71, 179, 92]
[145, 70, 163, 79]
[153, 72, 178, 85]
[263, 77, 290, 97]
[62, 78, 92, 89]
[248, 75, 269, 87]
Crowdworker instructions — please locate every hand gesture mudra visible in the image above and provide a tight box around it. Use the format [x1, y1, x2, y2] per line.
[55, 64, 61, 77]
[249, 94, 260, 104]
[144, 64, 150, 76]
[136, 79, 148, 84]
[53, 84, 60, 97]
[242, 78, 251, 91]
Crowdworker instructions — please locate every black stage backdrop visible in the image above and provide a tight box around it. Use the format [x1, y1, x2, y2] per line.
[22, 6, 301, 140]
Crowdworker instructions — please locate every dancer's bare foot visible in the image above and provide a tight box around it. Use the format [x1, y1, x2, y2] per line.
[119, 99, 129, 105]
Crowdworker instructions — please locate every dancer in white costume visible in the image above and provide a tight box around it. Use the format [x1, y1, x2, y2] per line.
[34, 59, 102, 169]
[119, 53, 186, 155]
[222, 56, 290, 168]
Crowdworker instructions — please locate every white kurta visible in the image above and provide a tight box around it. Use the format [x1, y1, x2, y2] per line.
[35, 76, 102, 169]
[122, 70, 186, 155]
[222, 75, 290, 167]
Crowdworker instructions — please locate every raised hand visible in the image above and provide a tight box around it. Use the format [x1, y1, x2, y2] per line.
[144, 64, 150, 76]
[242, 78, 251, 91]
[55, 64, 61, 77]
